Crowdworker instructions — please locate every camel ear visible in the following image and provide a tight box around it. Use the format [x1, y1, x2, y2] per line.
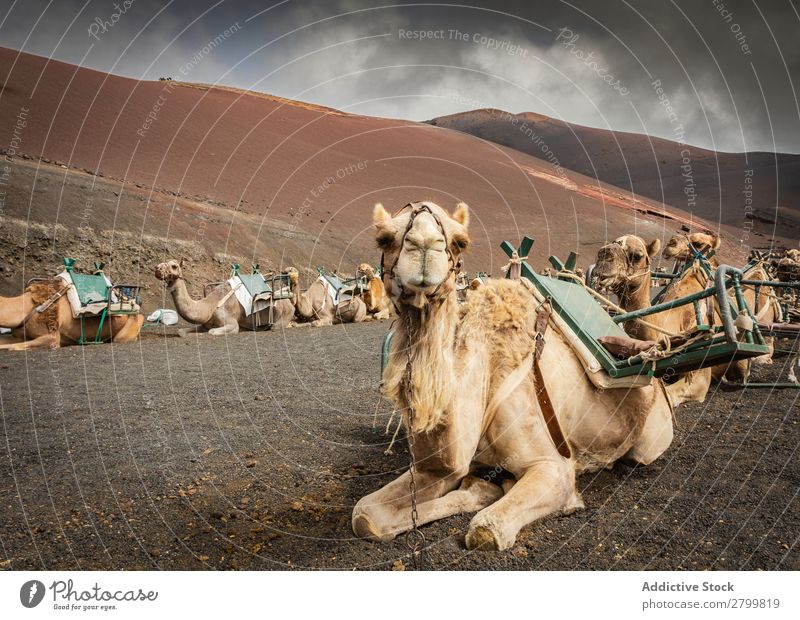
[373, 203, 391, 226]
[179, 257, 186, 268]
[452, 202, 469, 228]
[646, 238, 661, 258]
[710, 234, 721, 250]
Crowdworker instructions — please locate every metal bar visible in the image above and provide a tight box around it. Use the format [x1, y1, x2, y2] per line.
[714, 265, 740, 343]
[613, 286, 716, 323]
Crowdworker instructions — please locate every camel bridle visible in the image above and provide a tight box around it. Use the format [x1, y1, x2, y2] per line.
[597, 238, 651, 297]
[380, 202, 463, 310]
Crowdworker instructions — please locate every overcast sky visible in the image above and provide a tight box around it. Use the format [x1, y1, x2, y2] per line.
[1, 0, 798, 153]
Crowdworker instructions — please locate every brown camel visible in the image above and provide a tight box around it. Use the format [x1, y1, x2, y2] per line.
[154, 259, 294, 336]
[357, 263, 391, 320]
[284, 268, 367, 326]
[0, 279, 143, 350]
[352, 201, 674, 551]
[592, 235, 714, 404]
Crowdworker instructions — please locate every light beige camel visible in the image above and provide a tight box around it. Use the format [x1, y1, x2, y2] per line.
[592, 235, 714, 404]
[0, 280, 143, 350]
[663, 231, 720, 266]
[154, 259, 294, 336]
[352, 201, 675, 551]
[284, 267, 367, 326]
[357, 263, 391, 320]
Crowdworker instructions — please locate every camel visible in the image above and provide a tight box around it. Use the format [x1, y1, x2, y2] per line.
[0, 279, 143, 350]
[154, 259, 294, 336]
[284, 268, 367, 326]
[357, 263, 391, 320]
[592, 235, 715, 403]
[663, 234, 780, 372]
[662, 231, 720, 267]
[352, 201, 675, 551]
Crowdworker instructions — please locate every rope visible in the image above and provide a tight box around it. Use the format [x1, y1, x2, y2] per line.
[557, 270, 682, 338]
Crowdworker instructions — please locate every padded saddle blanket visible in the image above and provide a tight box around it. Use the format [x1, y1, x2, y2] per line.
[228, 275, 270, 317]
[521, 278, 653, 390]
[57, 271, 111, 318]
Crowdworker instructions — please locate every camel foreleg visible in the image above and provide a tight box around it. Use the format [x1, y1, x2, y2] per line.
[352, 474, 502, 542]
[465, 459, 580, 550]
[664, 367, 712, 407]
[112, 314, 144, 343]
[208, 321, 240, 336]
[0, 333, 59, 351]
[178, 324, 210, 337]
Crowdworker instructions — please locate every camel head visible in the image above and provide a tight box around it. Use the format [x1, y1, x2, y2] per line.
[283, 267, 300, 288]
[373, 200, 470, 309]
[663, 231, 720, 261]
[357, 263, 376, 280]
[154, 259, 185, 286]
[776, 249, 800, 281]
[593, 235, 660, 295]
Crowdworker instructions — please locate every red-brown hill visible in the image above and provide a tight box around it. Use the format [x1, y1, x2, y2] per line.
[0, 47, 757, 303]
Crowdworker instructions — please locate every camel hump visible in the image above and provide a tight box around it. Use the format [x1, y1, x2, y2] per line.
[463, 279, 535, 331]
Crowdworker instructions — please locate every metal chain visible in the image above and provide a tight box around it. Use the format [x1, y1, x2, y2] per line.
[402, 316, 426, 570]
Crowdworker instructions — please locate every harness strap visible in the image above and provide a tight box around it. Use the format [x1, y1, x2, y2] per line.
[216, 282, 242, 309]
[532, 305, 572, 459]
[21, 283, 71, 327]
[479, 303, 571, 460]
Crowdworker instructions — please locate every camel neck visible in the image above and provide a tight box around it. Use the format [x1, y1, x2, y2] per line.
[388, 292, 458, 433]
[618, 274, 651, 312]
[168, 277, 214, 324]
[0, 292, 35, 329]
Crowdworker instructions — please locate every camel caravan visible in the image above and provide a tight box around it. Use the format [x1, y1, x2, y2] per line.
[351, 200, 799, 553]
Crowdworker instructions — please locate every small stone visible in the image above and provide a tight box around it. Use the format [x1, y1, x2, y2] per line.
[392, 559, 405, 571]
[290, 501, 304, 512]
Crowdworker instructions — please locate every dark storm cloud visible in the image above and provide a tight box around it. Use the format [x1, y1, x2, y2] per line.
[1, 0, 798, 152]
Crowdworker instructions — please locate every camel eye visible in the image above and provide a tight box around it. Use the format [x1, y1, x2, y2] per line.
[452, 234, 469, 250]
[376, 230, 395, 249]
[632, 252, 643, 261]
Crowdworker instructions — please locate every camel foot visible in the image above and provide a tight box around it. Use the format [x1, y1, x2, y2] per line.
[352, 511, 392, 542]
[465, 524, 501, 551]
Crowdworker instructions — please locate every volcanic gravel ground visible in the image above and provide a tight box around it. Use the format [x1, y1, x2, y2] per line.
[0, 322, 797, 570]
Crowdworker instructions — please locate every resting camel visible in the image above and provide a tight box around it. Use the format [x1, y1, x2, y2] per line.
[284, 267, 367, 325]
[593, 235, 716, 401]
[662, 231, 720, 267]
[357, 263, 391, 320]
[154, 259, 294, 336]
[352, 201, 675, 551]
[0, 279, 143, 350]
[662, 233, 780, 372]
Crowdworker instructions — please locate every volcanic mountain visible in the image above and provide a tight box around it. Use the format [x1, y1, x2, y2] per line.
[428, 108, 800, 243]
[0, 47, 779, 303]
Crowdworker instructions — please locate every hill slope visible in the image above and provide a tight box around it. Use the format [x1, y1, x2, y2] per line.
[429, 109, 800, 243]
[0, 47, 749, 304]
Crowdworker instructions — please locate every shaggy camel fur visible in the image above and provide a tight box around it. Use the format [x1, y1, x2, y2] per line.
[592, 235, 715, 405]
[284, 268, 367, 325]
[0, 280, 143, 350]
[154, 259, 294, 336]
[352, 201, 674, 551]
[357, 263, 391, 320]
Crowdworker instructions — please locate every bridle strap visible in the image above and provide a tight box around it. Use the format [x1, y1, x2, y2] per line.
[380, 202, 462, 307]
